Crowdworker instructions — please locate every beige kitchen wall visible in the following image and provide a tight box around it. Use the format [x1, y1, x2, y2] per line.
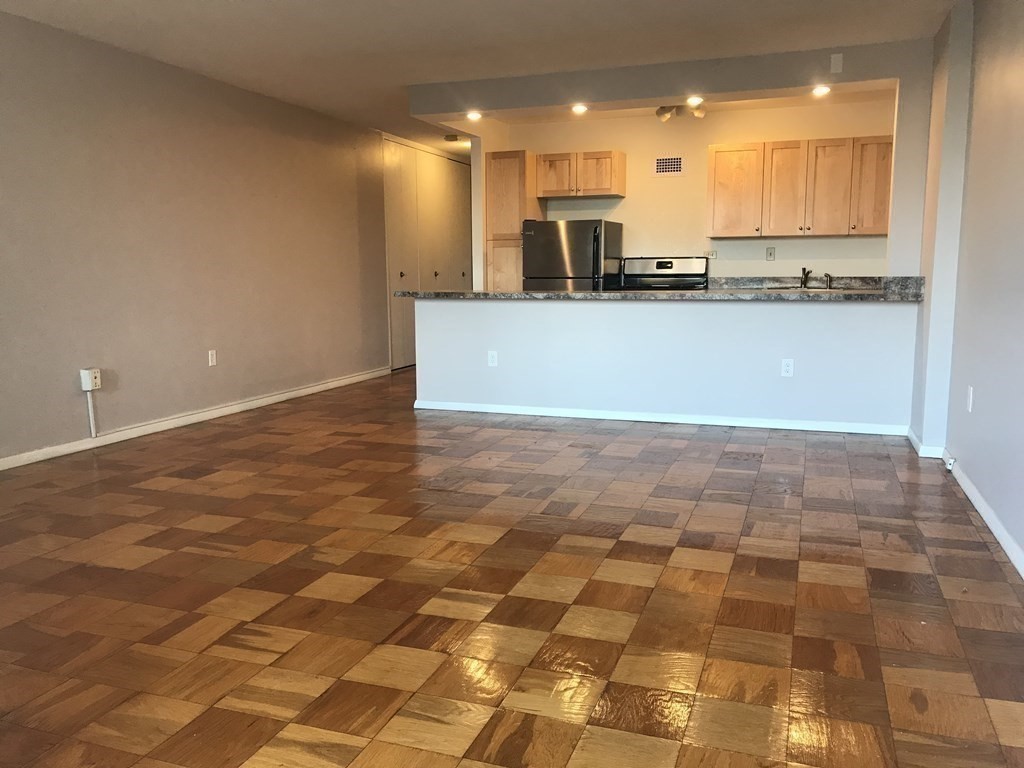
[507, 97, 896, 277]
[0, 13, 389, 462]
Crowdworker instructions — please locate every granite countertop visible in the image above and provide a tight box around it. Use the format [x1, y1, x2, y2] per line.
[396, 276, 924, 302]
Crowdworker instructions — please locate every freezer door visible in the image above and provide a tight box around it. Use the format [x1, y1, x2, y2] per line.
[522, 220, 600, 278]
[523, 277, 599, 292]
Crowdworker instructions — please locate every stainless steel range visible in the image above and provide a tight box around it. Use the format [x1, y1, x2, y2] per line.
[609, 256, 709, 290]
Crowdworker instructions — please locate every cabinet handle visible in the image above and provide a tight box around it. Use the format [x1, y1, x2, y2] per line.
[399, 271, 405, 278]
[851, 224, 857, 230]
[462, 271, 466, 277]
[798, 226, 804, 231]
[806, 226, 811, 232]
[754, 227, 760, 232]
[434, 271, 439, 278]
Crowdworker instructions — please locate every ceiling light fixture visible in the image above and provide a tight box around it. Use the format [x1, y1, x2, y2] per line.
[655, 106, 675, 123]
[686, 95, 704, 107]
[691, 108, 706, 119]
[812, 85, 831, 97]
[466, 110, 482, 120]
[571, 104, 588, 115]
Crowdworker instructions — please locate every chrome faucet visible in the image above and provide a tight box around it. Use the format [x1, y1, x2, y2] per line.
[824, 273, 834, 290]
[800, 267, 812, 288]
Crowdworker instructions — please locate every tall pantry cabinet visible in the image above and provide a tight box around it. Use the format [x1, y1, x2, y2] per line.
[384, 139, 471, 369]
[485, 150, 543, 292]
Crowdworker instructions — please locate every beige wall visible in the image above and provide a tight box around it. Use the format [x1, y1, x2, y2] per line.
[507, 99, 896, 277]
[0, 13, 389, 461]
[946, 0, 1024, 565]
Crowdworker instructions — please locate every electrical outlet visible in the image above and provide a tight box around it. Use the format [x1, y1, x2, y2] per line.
[766, 247, 776, 261]
[967, 385, 974, 413]
[703, 250, 717, 260]
[208, 350, 217, 367]
[781, 359, 794, 378]
[487, 351, 498, 367]
[79, 368, 102, 391]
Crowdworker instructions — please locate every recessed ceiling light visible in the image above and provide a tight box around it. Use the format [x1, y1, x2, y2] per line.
[466, 111, 482, 120]
[812, 85, 831, 97]
[686, 95, 704, 107]
[571, 104, 588, 115]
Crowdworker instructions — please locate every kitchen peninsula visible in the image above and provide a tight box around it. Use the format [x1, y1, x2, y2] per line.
[397, 276, 924, 436]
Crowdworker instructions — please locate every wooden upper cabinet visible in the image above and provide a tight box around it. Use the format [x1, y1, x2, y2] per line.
[805, 138, 854, 236]
[707, 143, 764, 238]
[536, 151, 626, 198]
[486, 150, 542, 241]
[537, 153, 576, 197]
[576, 151, 626, 196]
[762, 141, 808, 237]
[850, 136, 893, 235]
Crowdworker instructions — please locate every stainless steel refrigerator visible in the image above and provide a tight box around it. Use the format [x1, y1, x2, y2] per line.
[521, 219, 623, 292]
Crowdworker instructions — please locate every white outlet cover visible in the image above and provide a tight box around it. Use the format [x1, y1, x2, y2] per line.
[781, 359, 794, 377]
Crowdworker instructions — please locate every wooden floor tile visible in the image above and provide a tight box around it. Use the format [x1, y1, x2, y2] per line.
[273, 632, 373, 676]
[0, 722, 62, 766]
[610, 645, 704, 694]
[296, 679, 411, 738]
[588, 681, 692, 740]
[348, 741, 459, 768]
[788, 714, 896, 768]
[886, 684, 997, 742]
[420, 655, 522, 706]
[697, 657, 790, 708]
[147, 653, 261, 704]
[207, 622, 309, 664]
[682, 696, 788, 761]
[240, 723, 368, 768]
[554, 605, 638, 644]
[27, 738, 140, 768]
[986, 698, 1024, 748]
[8, 679, 132, 736]
[218, 667, 333, 720]
[375, 693, 494, 756]
[566, 724, 680, 767]
[75, 692, 205, 754]
[465, 708, 583, 767]
[502, 668, 606, 725]
[456, 623, 549, 666]
[151, 706, 284, 768]
[342, 644, 446, 691]
[531, 634, 623, 678]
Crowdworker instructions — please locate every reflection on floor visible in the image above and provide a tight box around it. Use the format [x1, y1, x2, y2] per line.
[1, 369, 1022, 767]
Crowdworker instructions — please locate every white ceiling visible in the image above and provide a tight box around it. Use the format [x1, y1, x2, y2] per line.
[0, 0, 952, 152]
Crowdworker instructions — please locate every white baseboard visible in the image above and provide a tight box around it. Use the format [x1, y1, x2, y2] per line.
[950, 461, 1024, 578]
[414, 400, 909, 436]
[907, 428, 945, 458]
[0, 367, 392, 472]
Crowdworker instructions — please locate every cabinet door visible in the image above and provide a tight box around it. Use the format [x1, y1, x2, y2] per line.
[762, 141, 808, 236]
[850, 136, 893, 235]
[536, 153, 576, 197]
[486, 239, 523, 292]
[487, 150, 539, 240]
[707, 143, 764, 237]
[805, 138, 854, 236]
[576, 151, 626, 197]
[384, 141, 420, 369]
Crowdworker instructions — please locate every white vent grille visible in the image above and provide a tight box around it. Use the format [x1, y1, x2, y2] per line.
[654, 156, 685, 176]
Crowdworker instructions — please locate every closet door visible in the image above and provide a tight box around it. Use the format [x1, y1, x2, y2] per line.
[384, 140, 419, 369]
[416, 151, 452, 290]
[447, 159, 473, 290]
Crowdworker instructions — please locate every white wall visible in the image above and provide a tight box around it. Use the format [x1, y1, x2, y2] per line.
[945, 0, 1024, 569]
[508, 99, 895, 277]
[0, 13, 389, 462]
[415, 299, 917, 433]
[909, 1, 974, 454]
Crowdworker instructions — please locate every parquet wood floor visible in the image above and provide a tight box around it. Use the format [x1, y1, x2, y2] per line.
[1, 369, 1022, 767]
